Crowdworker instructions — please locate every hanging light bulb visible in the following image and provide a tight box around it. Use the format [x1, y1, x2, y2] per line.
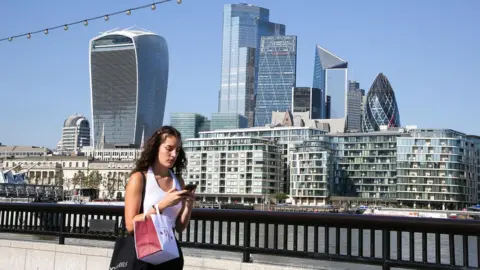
[27, 33, 31, 39]
[44, 29, 49, 35]
[151, 4, 156, 10]
[126, 9, 132, 15]
[84, 20, 89, 26]
[8, 37, 12, 42]
[64, 25, 68, 31]
[104, 15, 109, 21]
[177, 0, 182, 3]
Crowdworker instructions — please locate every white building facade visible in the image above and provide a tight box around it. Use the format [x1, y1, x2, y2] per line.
[183, 137, 282, 204]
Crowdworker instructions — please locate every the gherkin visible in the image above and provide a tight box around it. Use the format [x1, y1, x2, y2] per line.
[362, 73, 401, 132]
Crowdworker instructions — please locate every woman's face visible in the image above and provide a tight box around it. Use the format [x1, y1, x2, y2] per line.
[157, 135, 181, 169]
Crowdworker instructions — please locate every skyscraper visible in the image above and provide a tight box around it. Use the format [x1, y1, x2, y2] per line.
[89, 29, 169, 147]
[362, 73, 401, 132]
[219, 4, 285, 126]
[292, 87, 321, 119]
[347, 81, 365, 132]
[325, 95, 331, 119]
[255, 36, 297, 126]
[58, 114, 90, 153]
[170, 113, 210, 140]
[312, 45, 348, 119]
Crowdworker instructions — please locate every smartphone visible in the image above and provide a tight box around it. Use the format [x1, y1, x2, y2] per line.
[184, 183, 197, 191]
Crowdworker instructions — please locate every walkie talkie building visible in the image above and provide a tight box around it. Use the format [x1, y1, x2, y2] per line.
[89, 29, 169, 148]
[362, 73, 401, 132]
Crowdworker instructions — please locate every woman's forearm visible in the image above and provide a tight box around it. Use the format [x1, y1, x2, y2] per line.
[176, 202, 194, 233]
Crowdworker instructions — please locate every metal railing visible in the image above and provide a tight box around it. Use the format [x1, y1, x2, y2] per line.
[0, 202, 479, 269]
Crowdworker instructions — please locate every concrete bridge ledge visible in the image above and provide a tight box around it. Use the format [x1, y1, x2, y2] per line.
[0, 239, 309, 270]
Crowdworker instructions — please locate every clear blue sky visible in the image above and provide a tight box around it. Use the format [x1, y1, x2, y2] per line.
[1, 0, 479, 148]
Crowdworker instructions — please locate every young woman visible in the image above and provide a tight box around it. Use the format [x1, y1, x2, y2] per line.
[124, 126, 195, 269]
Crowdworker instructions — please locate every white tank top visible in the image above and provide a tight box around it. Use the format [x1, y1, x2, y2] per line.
[143, 167, 183, 228]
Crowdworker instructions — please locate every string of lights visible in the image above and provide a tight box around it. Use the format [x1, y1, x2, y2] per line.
[1, 0, 182, 43]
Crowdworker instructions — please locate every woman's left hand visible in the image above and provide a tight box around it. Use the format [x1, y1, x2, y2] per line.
[184, 190, 196, 206]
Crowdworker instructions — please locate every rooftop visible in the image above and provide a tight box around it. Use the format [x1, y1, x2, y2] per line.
[0, 145, 49, 152]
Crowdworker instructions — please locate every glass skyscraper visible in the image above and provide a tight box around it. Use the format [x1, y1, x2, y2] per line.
[219, 4, 285, 126]
[347, 81, 365, 132]
[170, 113, 210, 140]
[255, 36, 297, 127]
[211, 113, 248, 130]
[292, 87, 322, 119]
[90, 29, 169, 147]
[312, 45, 348, 119]
[362, 73, 401, 132]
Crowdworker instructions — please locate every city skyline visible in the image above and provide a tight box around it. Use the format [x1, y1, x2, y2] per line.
[218, 3, 285, 127]
[1, 0, 479, 147]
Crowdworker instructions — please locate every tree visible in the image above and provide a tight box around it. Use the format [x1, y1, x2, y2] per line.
[118, 173, 129, 191]
[274, 192, 288, 203]
[72, 170, 86, 190]
[55, 170, 64, 186]
[102, 173, 118, 199]
[85, 170, 102, 190]
[63, 177, 73, 193]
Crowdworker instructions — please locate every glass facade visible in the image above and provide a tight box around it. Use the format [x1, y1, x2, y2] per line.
[211, 113, 248, 131]
[362, 73, 401, 132]
[255, 36, 297, 127]
[219, 4, 285, 126]
[325, 95, 331, 119]
[292, 87, 321, 119]
[170, 113, 210, 140]
[312, 45, 348, 119]
[90, 30, 168, 147]
[347, 81, 365, 132]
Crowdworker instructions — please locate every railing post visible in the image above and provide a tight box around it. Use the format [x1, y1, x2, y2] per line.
[58, 212, 65, 245]
[242, 221, 251, 263]
[382, 229, 390, 270]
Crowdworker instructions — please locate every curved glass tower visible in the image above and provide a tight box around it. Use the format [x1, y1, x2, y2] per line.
[89, 29, 169, 147]
[362, 73, 400, 132]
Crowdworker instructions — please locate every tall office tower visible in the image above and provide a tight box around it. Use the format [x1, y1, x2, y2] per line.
[255, 36, 297, 126]
[218, 4, 285, 126]
[325, 95, 331, 119]
[362, 73, 401, 132]
[58, 114, 90, 152]
[292, 87, 322, 119]
[312, 45, 348, 119]
[211, 113, 248, 130]
[170, 113, 210, 140]
[89, 29, 169, 148]
[347, 81, 365, 132]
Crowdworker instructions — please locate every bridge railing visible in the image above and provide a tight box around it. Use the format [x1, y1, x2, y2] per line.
[0, 202, 479, 270]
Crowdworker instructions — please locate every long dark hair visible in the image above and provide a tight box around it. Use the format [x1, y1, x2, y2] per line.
[131, 126, 187, 176]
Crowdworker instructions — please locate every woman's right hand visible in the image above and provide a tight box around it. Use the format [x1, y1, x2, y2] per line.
[158, 187, 190, 209]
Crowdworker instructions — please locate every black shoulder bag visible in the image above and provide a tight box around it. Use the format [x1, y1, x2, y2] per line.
[109, 172, 147, 270]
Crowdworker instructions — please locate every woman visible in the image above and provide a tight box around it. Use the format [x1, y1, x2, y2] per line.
[124, 126, 195, 269]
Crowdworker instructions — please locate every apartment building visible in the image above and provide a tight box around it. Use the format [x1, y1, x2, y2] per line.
[183, 136, 282, 204]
